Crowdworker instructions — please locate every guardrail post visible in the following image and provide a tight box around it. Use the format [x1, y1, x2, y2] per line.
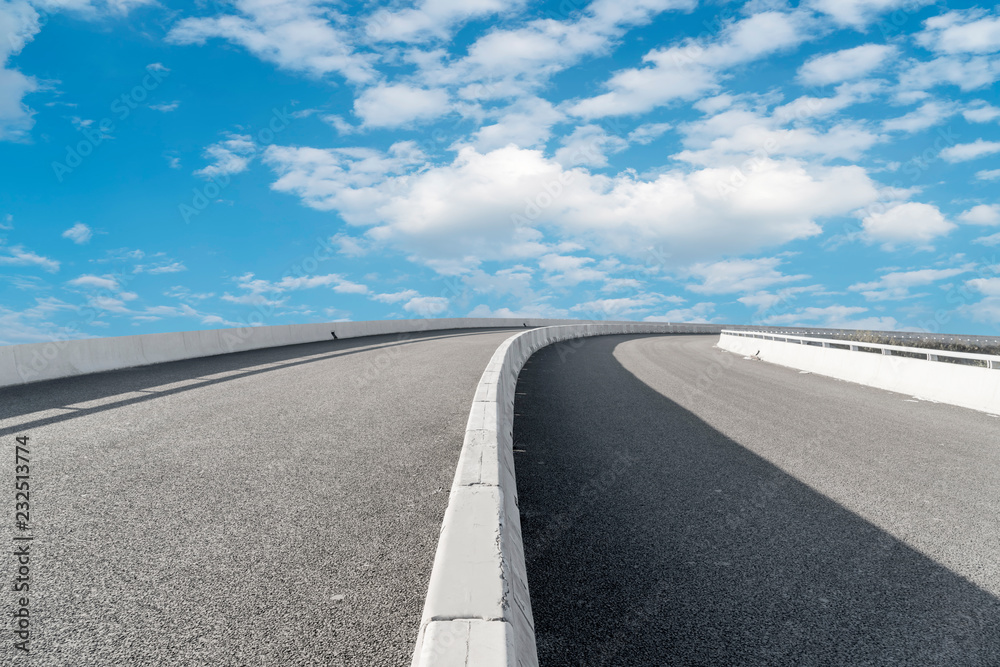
[927, 353, 938, 362]
[882, 349, 892, 356]
[990, 360, 999, 370]
[850, 345, 858, 351]
[822, 342, 830, 348]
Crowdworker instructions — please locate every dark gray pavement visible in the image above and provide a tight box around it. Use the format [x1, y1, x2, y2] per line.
[514, 334, 1000, 666]
[0, 328, 521, 666]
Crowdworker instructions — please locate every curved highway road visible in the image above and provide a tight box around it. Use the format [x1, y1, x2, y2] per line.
[514, 334, 1000, 666]
[0, 328, 522, 666]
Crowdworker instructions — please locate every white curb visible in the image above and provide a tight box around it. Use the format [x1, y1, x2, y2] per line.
[412, 322, 721, 666]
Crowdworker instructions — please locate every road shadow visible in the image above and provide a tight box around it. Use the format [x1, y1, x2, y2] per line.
[0, 327, 520, 432]
[513, 335, 1000, 666]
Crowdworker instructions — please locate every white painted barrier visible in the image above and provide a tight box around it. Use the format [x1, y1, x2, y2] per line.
[0, 317, 690, 389]
[411, 322, 719, 667]
[718, 330, 1000, 416]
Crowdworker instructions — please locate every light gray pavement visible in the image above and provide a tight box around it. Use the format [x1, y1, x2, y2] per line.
[0, 328, 523, 666]
[514, 334, 1000, 666]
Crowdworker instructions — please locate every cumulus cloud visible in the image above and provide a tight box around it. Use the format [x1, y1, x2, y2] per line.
[644, 301, 716, 323]
[916, 9, 1000, 55]
[685, 257, 809, 294]
[418, 0, 696, 102]
[0, 0, 41, 141]
[195, 134, 256, 179]
[797, 44, 896, 86]
[761, 304, 898, 330]
[366, 0, 528, 43]
[404, 295, 449, 316]
[265, 143, 881, 269]
[569, 11, 811, 118]
[849, 267, 968, 301]
[940, 139, 1000, 162]
[808, 0, 935, 29]
[958, 204, 1000, 225]
[61, 222, 93, 244]
[353, 84, 450, 128]
[861, 202, 955, 247]
[881, 100, 957, 133]
[167, 0, 375, 83]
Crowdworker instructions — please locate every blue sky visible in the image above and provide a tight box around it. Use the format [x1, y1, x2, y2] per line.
[2, 0, 1000, 344]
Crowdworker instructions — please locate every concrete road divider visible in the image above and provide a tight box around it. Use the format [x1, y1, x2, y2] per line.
[411, 323, 720, 667]
[0, 318, 717, 389]
[718, 330, 1000, 415]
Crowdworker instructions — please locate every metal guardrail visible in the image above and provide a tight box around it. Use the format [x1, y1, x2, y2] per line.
[721, 325, 1000, 348]
[720, 330, 1000, 369]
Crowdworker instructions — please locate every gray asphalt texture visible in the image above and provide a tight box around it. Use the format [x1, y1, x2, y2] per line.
[514, 334, 1000, 666]
[0, 328, 523, 666]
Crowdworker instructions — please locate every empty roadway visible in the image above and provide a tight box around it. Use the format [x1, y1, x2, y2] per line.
[514, 334, 1000, 666]
[0, 328, 523, 666]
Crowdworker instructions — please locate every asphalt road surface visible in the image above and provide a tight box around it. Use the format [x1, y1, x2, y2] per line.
[514, 334, 1000, 666]
[0, 328, 522, 666]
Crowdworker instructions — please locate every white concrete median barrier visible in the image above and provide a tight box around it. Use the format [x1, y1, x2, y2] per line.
[412, 322, 722, 667]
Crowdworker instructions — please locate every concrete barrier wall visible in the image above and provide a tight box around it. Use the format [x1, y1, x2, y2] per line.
[411, 322, 718, 667]
[0, 317, 716, 389]
[718, 333, 1000, 416]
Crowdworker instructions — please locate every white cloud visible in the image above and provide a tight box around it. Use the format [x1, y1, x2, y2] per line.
[762, 304, 898, 330]
[61, 222, 92, 244]
[958, 204, 1000, 225]
[68, 274, 118, 290]
[167, 0, 375, 83]
[0, 213, 12, 230]
[265, 144, 881, 267]
[881, 100, 956, 133]
[372, 289, 418, 303]
[976, 169, 1000, 180]
[962, 101, 1000, 123]
[849, 267, 968, 300]
[916, 10, 1000, 55]
[627, 122, 672, 145]
[404, 295, 449, 316]
[809, 0, 935, 29]
[195, 133, 256, 179]
[470, 97, 564, 152]
[230, 271, 369, 299]
[571, 293, 663, 318]
[367, 0, 528, 43]
[645, 301, 715, 323]
[0, 245, 60, 272]
[898, 54, 1000, 92]
[967, 277, 1000, 297]
[538, 254, 605, 287]
[150, 101, 180, 112]
[147, 262, 188, 274]
[862, 202, 955, 247]
[686, 257, 809, 294]
[797, 44, 896, 86]
[553, 124, 628, 168]
[421, 0, 696, 102]
[602, 277, 643, 292]
[940, 139, 1000, 162]
[974, 232, 1000, 246]
[569, 11, 811, 118]
[353, 84, 450, 128]
[0, 1, 41, 142]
